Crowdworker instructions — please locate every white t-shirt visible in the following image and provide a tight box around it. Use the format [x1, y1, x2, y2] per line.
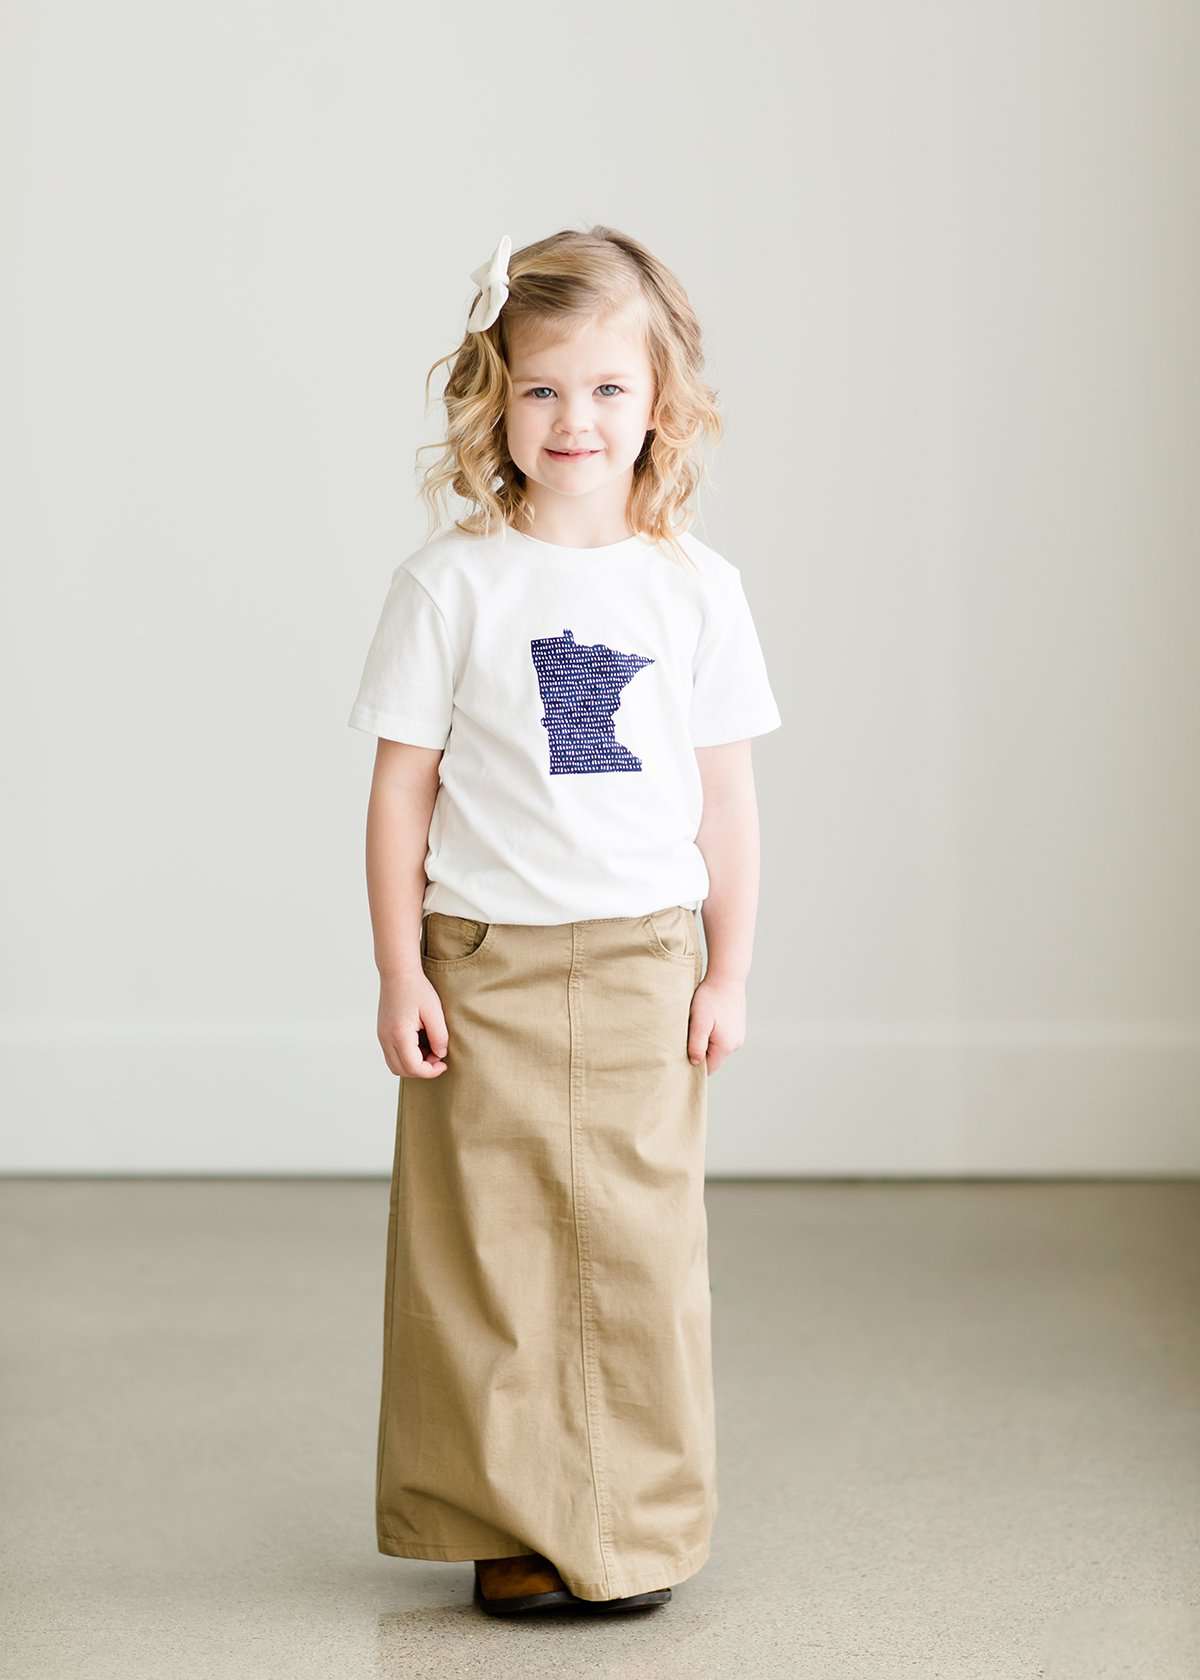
[346, 523, 782, 925]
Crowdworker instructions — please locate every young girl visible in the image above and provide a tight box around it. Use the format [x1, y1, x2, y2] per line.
[347, 225, 782, 1617]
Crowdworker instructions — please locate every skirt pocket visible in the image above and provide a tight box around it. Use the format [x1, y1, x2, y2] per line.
[643, 904, 699, 963]
[421, 912, 496, 966]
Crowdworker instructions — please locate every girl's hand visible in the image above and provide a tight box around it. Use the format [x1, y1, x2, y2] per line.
[687, 974, 747, 1075]
[377, 971, 450, 1078]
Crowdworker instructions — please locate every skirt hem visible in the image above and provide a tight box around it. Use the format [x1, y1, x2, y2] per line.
[376, 1530, 713, 1600]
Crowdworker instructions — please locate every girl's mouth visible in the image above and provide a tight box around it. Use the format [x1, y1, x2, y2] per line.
[545, 448, 601, 460]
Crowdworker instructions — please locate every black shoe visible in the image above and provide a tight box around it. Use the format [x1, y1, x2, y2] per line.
[569, 1586, 672, 1612]
[472, 1554, 576, 1615]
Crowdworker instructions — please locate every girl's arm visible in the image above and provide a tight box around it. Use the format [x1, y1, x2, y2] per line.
[365, 738, 449, 1077]
[691, 740, 762, 1072]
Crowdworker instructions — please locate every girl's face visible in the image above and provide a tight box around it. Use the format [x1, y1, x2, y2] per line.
[503, 307, 657, 507]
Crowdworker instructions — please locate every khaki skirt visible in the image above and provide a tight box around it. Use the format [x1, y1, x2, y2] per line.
[375, 903, 717, 1602]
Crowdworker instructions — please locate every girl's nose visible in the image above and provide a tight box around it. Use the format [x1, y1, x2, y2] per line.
[556, 399, 595, 432]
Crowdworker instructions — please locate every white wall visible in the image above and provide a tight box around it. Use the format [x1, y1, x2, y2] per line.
[3, 2, 1197, 1174]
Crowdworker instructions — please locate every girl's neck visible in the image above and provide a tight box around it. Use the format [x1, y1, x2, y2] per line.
[514, 481, 635, 550]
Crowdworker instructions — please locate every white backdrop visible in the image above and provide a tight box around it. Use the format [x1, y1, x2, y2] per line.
[3, 2, 1197, 1173]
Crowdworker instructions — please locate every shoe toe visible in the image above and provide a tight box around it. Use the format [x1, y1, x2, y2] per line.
[571, 1586, 672, 1612]
[473, 1554, 575, 1615]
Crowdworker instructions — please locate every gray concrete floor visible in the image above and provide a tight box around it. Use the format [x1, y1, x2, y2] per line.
[2, 1179, 1198, 1679]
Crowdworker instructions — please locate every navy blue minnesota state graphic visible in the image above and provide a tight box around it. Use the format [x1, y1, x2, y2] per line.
[530, 628, 655, 774]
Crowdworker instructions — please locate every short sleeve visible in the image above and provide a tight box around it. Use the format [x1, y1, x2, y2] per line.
[690, 566, 783, 747]
[346, 566, 456, 749]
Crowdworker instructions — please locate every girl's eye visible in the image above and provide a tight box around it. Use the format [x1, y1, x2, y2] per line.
[524, 385, 626, 399]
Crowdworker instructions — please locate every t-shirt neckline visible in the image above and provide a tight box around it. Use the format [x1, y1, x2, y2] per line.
[503, 524, 651, 557]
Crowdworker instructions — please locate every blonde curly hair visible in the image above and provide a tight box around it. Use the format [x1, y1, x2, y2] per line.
[416, 225, 722, 571]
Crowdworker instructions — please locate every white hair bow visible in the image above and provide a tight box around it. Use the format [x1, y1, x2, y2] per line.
[466, 233, 512, 333]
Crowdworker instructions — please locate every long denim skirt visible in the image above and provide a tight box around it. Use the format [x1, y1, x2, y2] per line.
[375, 904, 717, 1602]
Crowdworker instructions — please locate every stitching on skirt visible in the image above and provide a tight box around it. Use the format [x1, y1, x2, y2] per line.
[376, 1079, 405, 1514]
[566, 920, 614, 1595]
